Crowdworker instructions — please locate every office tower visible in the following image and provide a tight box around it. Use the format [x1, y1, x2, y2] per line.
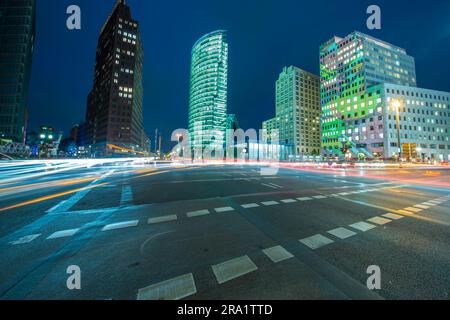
[320, 31, 417, 158]
[0, 0, 35, 143]
[188, 30, 228, 158]
[85, 0, 146, 156]
[374, 84, 449, 161]
[262, 66, 321, 158]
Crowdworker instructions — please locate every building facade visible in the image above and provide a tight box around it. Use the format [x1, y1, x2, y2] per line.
[188, 30, 228, 158]
[320, 31, 417, 158]
[0, 0, 35, 143]
[85, 0, 147, 156]
[262, 66, 321, 158]
[381, 84, 450, 161]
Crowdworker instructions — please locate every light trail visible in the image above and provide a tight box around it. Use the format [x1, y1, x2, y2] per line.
[0, 183, 107, 212]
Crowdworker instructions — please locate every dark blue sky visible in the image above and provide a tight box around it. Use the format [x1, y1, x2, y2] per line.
[29, 0, 450, 148]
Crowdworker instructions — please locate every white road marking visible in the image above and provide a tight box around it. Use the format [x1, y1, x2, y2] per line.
[299, 234, 334, 250]
[281, 199, 297, 203]
[47, 229, 79, 239]
[261, 183, 279, 189]
[268, 183, 283, 188]
[327, 227, 357, 239]
[148, 215, 177, 224]
[212, 255, 258, 284]
[297, 197, 313, 201]
[137, 273, 197, 300]
[367, 216, 392, 225]
[186, 209, 210, 217]
[120, 185, 133, 206]
[214, 206, 235, 213]
[422, 202, 436, 206]
[47, 170, 114, 213]
[102, 220, 139, 231]
[397, 209, 414, 215]
[262, 245, 294, 263]
[404, 207, 422, 213]
[10, 234, 41, 245]
[349, 221, 376, 232]
[338, 192, 350, 196]
[241, 203, 259, 209]
[312, 195, 327, 199]
[414, 204, 429, 209]
[382, 213, 404, 220]
[261, 201, 279, 206]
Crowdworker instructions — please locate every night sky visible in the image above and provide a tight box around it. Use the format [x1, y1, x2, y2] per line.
[28, 0, 450, 150]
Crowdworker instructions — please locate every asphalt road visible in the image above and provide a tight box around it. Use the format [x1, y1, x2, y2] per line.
[1, 161, 449, 300]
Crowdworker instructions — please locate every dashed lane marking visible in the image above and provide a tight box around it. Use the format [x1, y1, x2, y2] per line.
[300, 234, 334, 250]
[261, 201, 279, 206]
[47, 228, 79, 239]
[214, 206, 235, 213]
[413, 204, 429, 209]
[186, 209, 210, 217]
[382, 213, 404, 220]
[327, 227, 357, 240]
[212, 255, 258, 284]
[261, 183, 279, 189]
[422, 202, 437, 206]
[241, 203, 259, 209]
[397, 209, 415, 215]
[10, 234, 41, 245]
[312, 195, 327, 199]
[102, 220, 139, 231]
[297, 197, 313, 201]
[404, 207, 422, 213]
[137, 273, 196, 300]
[262, 245, 294, 263]
[367, 216, 392, 225]
[281, 199, 297, 203]
[148, 215, 177, 224]
[349, 221, 376, 232]
[120, 185, 133, 206]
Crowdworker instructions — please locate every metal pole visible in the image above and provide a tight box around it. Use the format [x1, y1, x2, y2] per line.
[395, 107, 402, 163]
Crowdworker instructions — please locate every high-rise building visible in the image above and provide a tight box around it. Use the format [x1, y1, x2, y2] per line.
[188, 30, 228, 158]
[0, 0, 35, 143]
[262, 66, 321, 158]
[320, 31, 417, 158]
[85, 0, 146, 156]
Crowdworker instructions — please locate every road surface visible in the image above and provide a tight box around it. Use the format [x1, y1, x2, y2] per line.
[1, 160, 449, 300]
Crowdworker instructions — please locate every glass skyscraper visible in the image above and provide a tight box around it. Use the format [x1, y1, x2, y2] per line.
[320, 31, 417, 158]
[0, 0, 35, 143]
[188, 30, 228, 158]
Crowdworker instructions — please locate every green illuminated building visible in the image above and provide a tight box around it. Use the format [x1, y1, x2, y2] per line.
[320, 31, 416, 159]
[188, 30, 228, 158]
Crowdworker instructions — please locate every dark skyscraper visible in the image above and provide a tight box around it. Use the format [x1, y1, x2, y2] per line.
[85, 0, 146, 156]
[0, 0, 35, 143]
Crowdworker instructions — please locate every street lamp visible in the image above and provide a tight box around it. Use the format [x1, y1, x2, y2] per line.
[391, 99, 402, 165]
